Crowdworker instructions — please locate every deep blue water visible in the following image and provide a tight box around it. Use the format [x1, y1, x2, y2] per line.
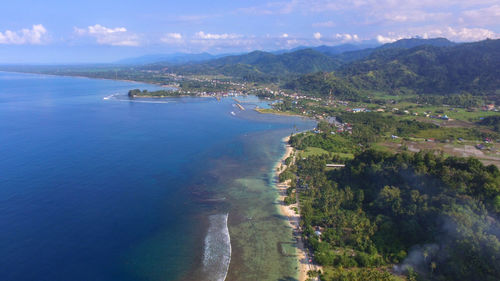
[0, 72, 314, 281]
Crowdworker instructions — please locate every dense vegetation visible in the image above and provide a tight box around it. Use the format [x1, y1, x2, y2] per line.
[404, 93, 483, 107]
[479, 116, 500, 132]
[127, 89, 186, 97]
[331, 38, 455, 65]
[340, 39, 500, 96]
[169, 49, 342, 81]
[290, 113, 439, 153]
[3, 36, 498, 281]
[282, 39, 499, 100]
[283, 72, 362, 100]
[291, 150, 500, 281]
[285, 111, 500, 280]
[3, 38, 498, 102]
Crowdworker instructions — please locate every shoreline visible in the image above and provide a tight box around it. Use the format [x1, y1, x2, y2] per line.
[0, 70, 167, 87]
[274, 136, 320, 281]
[255, 108, 307, 119]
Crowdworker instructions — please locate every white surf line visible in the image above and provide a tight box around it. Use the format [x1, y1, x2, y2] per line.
[203, 213, 231, 281]
[112, 99, 173, 104]
[103, 93, 119, 100]
[222, 213, 231, 281]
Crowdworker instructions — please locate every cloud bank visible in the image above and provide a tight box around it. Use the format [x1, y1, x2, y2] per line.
[0, 24, 48, 45]
[74, 24, 139, 46]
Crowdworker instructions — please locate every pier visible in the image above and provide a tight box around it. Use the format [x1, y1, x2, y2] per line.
[232, 98, 245, 110]
[236, 103, 245, 110]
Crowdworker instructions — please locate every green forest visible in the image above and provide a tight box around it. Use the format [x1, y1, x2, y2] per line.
[285, 39, 499, 100]
[287, 150, 500, 281]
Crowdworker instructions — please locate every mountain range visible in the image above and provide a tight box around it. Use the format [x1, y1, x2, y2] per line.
[284, 39, 499, 98]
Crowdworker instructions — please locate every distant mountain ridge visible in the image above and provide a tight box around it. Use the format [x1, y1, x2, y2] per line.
[271, 42, 380, 55]
[378, 38, 456, 49]
[115, 52, 234, 65]
[285, 39, 500, 98]
[332, 37, 456, 63]
[167, 48, 343, 81]
[118, 38, 455, 71]
[160, 37, 461, 80]
[117, 43, 380, 65]
[340, 38, 499, 94]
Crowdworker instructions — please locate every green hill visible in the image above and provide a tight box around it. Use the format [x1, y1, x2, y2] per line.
[341, 39, 499, 95]
[329, 38, 455, 64]
[284, 72, 362, 100]
[168, 49, 342, 80]
[287, 39, 499, 98]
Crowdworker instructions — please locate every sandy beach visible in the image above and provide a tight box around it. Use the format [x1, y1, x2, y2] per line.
[275, 136, 321, 281]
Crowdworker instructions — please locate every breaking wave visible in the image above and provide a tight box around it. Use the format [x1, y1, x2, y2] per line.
[203, 213, 231, 281]
[103, 93, 119, 100]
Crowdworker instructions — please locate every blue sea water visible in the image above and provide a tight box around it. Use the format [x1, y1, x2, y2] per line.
[0, 72, 314, 281]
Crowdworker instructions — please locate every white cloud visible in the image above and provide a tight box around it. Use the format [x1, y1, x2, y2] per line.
[187, 32, 255, 52]
[422, 26, 498, 42]
[240, 0, 499, 32]
[194, 31, 241, 40]
[184, 33, 317, 53]
[461, 4, 500, 26]
[88, 25, 127, 35]
[167, 33, 182, 39]
[376, 34, 405, 44]
[286, 39, 299, 46]
[0, 24, 48, 45]
[335, 33, 360, 43]
[376, 26, 498, 43]
[161, 33, 184, 44]
[74, 24, 139, 46]
[238, 0, 300, 15]
[312, 21, 335, 27]
[380, 10, 451, 24]
[313, 32, 322, 39]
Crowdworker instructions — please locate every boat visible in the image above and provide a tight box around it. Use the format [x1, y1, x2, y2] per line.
[103, 93, 118, 100]
[231, 111, 236, 116]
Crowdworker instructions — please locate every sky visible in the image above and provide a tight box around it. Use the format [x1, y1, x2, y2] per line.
[0, 0, 499, 63]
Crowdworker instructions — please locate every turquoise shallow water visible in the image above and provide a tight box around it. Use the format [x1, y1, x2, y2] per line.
[0, 72, 314, 281]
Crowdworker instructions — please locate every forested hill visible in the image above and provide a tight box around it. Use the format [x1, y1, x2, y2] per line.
[165, 38, 459, 81]
[332, 38, 456, 64]
[378, 37, 456, 50]
[168, 49, 342, 80]
[285, 39, 500, 98]
[291, 150, 500, 281]
[341, 39, 500, 95]
[284, 72, 363, 100]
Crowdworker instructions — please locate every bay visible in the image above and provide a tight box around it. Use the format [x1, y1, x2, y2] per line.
[0, 72, 314, 281]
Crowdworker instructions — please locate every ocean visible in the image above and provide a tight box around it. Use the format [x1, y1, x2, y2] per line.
[0, 72, 315, 281]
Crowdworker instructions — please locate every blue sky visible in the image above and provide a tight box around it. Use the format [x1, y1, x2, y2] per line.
[1, 0, 499, 63]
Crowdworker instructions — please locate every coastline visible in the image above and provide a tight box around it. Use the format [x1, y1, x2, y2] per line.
[274, 136, 320, 281]
[0, 70, 165, 87]
[255, 108, 306, 118]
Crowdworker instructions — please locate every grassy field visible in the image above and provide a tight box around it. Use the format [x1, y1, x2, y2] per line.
[254, 108, 304, 117]
[321, 267, 406, 281]
[300, 147, 330, 157]
[298, 147, 356, 160]
[395, 104, 499, 122]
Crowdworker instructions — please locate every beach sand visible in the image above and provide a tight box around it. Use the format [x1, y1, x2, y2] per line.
[275, 136, 321, 281]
